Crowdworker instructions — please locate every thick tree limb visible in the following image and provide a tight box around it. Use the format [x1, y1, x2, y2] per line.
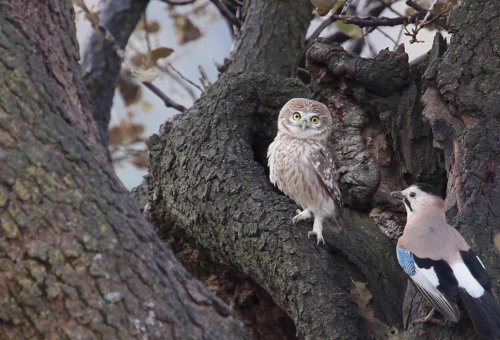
[146, 72, 408, 339]
[221, 0, 313, 78]
[0, 2, 248, 338]
[306, 38, 445, 209]
[81, 0, 150, 150]
[210, 0, 241, 30]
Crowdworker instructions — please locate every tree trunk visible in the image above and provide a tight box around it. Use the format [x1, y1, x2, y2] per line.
[402, 0, 500, 338]
[0, 2, 247, 339]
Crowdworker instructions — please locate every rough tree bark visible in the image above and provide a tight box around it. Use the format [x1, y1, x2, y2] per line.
[146, 1, 409, 340]
[146, 1, 500, 340]
[146, 73, 407, 340]
[2, 0, 496, 339]
[402, 0, 500, 338]
[0, 2, 247, 339]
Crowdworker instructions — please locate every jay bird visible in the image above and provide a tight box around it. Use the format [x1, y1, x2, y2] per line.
[392, 183, 500, 338]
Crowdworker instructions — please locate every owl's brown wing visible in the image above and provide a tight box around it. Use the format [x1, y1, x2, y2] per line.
[309, 145, 345, 234]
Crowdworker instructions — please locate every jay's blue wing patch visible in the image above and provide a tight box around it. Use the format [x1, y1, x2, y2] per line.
[396, 246, 415, 275]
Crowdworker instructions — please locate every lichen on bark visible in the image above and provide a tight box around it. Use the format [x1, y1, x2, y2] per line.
[0, 2, 248, 339]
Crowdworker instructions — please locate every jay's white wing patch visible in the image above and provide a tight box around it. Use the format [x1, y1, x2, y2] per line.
[396, 246, 460, 322]
[411, 265, 460, 322]
[451, 262, 485, 298]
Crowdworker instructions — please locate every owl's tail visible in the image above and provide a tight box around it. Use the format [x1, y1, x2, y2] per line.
[325, 214, 345, 235]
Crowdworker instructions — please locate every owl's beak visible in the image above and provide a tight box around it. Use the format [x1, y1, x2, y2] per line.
[301, 121, 307, 130]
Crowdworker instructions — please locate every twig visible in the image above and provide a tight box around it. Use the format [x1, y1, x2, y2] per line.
[143, 12, 152, 53]
[405, 0, 451, 43]
[302, 16, 335, 58]
[164, 67, 198, 101]
[143, 82, 187, 112]
[404, 20, 424, 44]
[405, 0, 448, 28]
[178, 0, 210, 16]
[375, 27, 398, 46]
[377, 0, 403, 17]
[405, 0, 426, 12]
[198, 65, 212, 88]
[365, 38, 378, 57]
[160, 0, 197, 5]
[394, 24, 404, 50]
[418, 0, 439, 29]
[168, 64, 204, 92]
[297, 67, 309, 75]
[209, 0, 241, 30]
[341, 0, 353, 15]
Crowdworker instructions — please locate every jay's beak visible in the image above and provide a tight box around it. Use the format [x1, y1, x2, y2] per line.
[301, 121, 307, 130]
[391, 191, 404, 200]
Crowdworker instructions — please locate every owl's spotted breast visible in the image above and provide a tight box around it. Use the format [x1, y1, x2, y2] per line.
[269, 137, 326, 210]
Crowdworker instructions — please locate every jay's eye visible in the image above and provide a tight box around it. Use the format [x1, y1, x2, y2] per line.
[410, 192, 416, 198]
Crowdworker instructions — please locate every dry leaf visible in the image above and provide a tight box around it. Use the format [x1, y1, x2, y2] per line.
[132, 67, 158, 82]
[404, 7, 417, 16]
[140, 100, 153, 112]
[174, 15, 202, 45]
[108, 121, 145, 146]
[311, 0, 339, 16]
[131, 53, 148, 67]
[136, 14, 160, 32]
[117, 73, 142, 107]
[146, 21, 161, 33]
[84, 11, 100, 32]
[136, 14, 146, 30]
[350, 281, 404, 340]
[494, 234, 500, 253]
[334, 21, 364, 39]
[130, 154, 149, 169]
[108, 126, 123, 146]
[144, 47, 174, 69]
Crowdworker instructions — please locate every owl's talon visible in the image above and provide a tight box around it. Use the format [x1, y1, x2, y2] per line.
[308, 231, 325, 245]
[292, 208, 312, 225]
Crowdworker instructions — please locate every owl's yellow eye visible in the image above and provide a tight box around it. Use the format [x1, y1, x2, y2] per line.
[311, 116, 319, 124]
[293, 112, 301, 120]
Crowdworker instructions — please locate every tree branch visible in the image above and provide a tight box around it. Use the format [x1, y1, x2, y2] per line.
[79, 2, 187, 114]
[143, 82, 187, 112]
[81, 0, 150, 151]
[160, 0, 197, 4]
[329, 12, 447, 29]
[221, 0, 313, 79]
[210, 0, 241, 30]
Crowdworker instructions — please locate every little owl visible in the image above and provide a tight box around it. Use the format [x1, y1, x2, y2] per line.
[267, 98, 344, 244]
